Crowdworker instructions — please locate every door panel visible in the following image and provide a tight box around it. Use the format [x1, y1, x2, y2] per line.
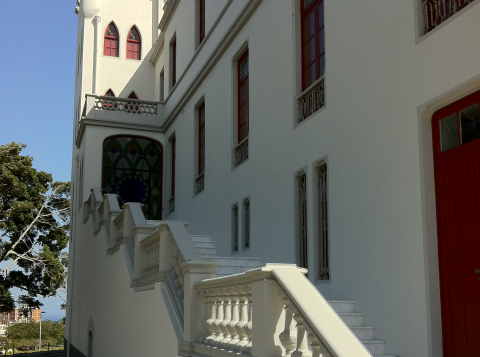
[433, 93, 480, 357]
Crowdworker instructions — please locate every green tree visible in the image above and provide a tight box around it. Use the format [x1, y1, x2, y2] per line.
[0, 142, 69, 312]
[0, 320, 65, 351]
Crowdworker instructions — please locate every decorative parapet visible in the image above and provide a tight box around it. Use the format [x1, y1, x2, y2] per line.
[93, 96, 158, 115]
[183, 264, 373, 357]
[195, 173, 205, 194]
[297, 77, 325, 123]
[421, 0, 475, 35]
[234, 138, 248, 167]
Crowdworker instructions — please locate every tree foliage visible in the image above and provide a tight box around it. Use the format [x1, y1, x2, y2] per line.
[0, 320, 65, 351]
[0, 142, 69, 312]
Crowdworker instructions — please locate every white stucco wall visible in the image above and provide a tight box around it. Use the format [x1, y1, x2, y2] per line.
[68, 1, 480, 356]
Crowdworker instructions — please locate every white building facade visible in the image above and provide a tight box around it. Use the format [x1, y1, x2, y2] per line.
[67, 0, 480, 356]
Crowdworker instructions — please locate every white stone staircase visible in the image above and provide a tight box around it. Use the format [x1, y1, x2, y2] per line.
[329, 301, 395, 357]
[191, 235, 261, 276]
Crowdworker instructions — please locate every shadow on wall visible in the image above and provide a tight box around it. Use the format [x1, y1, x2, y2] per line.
[117, 48, 156, 101]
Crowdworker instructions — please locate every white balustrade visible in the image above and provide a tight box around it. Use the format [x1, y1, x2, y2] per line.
[140, 235, 160, 277]
[93, 95, 158, 115]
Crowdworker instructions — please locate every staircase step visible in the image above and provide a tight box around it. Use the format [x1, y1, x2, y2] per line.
[190, 235, 213, 243]
[214, 257, 261, 267]
[197, 247, 219, 255]
[361, 340, 386, 355]
[199, 254, 220, 258]
[217, 266, 255, 276]
[328, 300, 355, 313]
[338, 313, 364, 327]
[194, 241, 216, 249]
[350, 326, 375, 340]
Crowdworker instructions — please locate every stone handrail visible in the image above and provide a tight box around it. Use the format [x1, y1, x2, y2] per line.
[92, 95, 159, 115]
[183, 264, 372, 357]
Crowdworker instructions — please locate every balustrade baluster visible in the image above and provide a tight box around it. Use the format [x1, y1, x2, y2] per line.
[220, 292, 232, 348]
[212, 292, 225, 346]
[227, 291, 240, 350]
[234, 292, 249, 352]
[205, 293, 217, 346]
[279, 297, 297, 357]
[199, 294, 213, 343]
[245, 295, 253, 354]
[291, 311, 312, 357]
[307, 332, 329, 357]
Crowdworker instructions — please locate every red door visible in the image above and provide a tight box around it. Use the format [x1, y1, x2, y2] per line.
[433, 91, 480, 357]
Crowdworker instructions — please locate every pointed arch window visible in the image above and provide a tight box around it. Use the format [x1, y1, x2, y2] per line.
[127, 91, 138, 99]
[105, 89, 115, 97]
[102, 136, 163, 220]
[104, 23, 119, 57]
[127, 26, 141, 60]
[103, 89, 116, 109]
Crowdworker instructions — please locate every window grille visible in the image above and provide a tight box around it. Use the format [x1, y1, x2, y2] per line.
[232, 204, 239, 252]
[298, 174, 308, 269]
[317, 163, 329, 280]
[243, 199, 250, 249]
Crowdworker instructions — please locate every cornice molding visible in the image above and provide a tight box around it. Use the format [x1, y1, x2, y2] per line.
[150, 32, 165, 65]
[159, 0, 180, 32]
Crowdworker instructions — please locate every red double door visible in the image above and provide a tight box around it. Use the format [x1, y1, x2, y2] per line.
[433, 91, 480, 356]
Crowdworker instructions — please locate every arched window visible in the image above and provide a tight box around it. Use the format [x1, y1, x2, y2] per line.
[127, 26, 141, 60]
[105, 89, 115, 97]
[104, 23, 119, 57]
[103, 89, 116, 109]
[102, 136, 163, 220]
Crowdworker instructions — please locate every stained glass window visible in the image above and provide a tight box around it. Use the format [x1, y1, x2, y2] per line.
[102, 136, 163, 220]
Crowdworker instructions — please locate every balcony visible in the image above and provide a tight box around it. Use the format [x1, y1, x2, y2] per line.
[195, 172, 205, 194]
[79, 94, 165, 138]
[297, 76, 325, 123]
[234, 137, 248, 167]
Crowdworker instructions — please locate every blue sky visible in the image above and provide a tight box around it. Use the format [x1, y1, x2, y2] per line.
[0, 1, 78, 321]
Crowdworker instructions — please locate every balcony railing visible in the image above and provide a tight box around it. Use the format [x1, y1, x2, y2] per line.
[234, 137, 248, 167]
[195, 172, 205, 194]
[94, 96, 158, 115]
[169, 196, 175, 214]
[298, 77, 325, 123]
[421, 0, 475, 35]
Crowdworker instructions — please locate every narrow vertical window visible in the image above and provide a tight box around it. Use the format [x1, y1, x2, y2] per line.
[238, 51, 249, 143]
[298, 173, 308, 269]
[127, 26, 141, 60]
[243, 198, 250, 249]
[104, 23, 119, 57]
[317, 163, 329, 280]
[169, 136, 175, 214]
[199, 0, 206, 44]
[301, 0, 325, 90]
[198, 103, 205, 175]
[232, 203, 239, 252]
[160, 69, 165, 102]
[171, 38, 177, 88]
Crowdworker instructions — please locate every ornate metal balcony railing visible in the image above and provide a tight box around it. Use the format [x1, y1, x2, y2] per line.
[421, 0, 475, 35]
[234, 138, 248, 167]
[297, 77, 325, 123]
[195, 172, 205, 194]
[94, 95, 158, 115]
[169, 196, 175, 214]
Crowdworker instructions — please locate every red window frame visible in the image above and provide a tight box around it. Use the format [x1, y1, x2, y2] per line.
[301, 0, 325, 91]
[172, 39, 177, 87]
[237, 51, 249, 143]
[199, 0, 206, 44]
[127, 26, 141, 60]
[171, 137, 176, 198]
[104, 23, 119, 57]
[198, 103, 205, 175]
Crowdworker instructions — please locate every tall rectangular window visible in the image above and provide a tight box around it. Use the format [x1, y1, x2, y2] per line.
[199, 0, 206, 44]
[198, 103, 205, 175]
[238, 51, 249, 143]
[243, 198, 250, 249]
[301, 0, 325, 91]
[232, 203, 239, 252]
[169, 136, 175, 214]
[171, 137, 175, 197]
[171, 38, 177, 88]
[160, 69, 165, 102]
[298, 173, 308, 269]
[317, 163, 329, 280]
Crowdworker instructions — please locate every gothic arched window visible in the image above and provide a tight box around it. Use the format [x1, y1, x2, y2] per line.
[104, 23, 119, 57]
[102, 136, 163, 220]
[127, 26, 141, 60]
